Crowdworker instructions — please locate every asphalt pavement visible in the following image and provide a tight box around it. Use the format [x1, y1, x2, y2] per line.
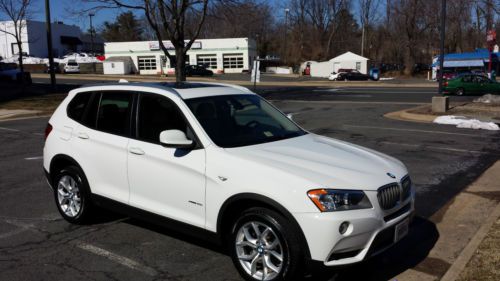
[1, 81, 499, 280]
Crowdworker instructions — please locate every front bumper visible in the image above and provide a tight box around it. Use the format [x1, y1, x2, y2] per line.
[294, 190, 415, 266]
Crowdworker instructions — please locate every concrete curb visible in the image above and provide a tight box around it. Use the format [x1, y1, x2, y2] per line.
[441, 202, 500, 281]
[384, 105, 436, 123]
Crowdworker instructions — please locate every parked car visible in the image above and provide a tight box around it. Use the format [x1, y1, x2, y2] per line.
[63, 61, 80, 74]
[337, 71, 371, 81]
[45, 63, 61, 74]
[185, 65, 213, 77]
[44, 82, 414, 281]
[0, 63, 32, 84]
[443, 74, 500, 96]
[328, 68, 355, 81]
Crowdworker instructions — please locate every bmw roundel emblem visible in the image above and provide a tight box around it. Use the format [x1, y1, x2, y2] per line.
[387, 172, 396, 179]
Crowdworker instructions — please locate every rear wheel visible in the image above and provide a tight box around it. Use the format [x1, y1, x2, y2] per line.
[456, 88, 465, 96]
[53, 166, 93, 224]
[229, 207, 304, 281]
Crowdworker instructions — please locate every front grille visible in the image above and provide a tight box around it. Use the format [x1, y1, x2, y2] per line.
[377, 175, 412, 210]
[401, 176, 412, 200]
[377, 183, 400, 210]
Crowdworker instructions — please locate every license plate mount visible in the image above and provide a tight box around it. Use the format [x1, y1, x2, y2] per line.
[394, 217, 409, 243]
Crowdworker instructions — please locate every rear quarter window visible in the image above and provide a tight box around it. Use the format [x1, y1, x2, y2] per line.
[67, 93, 92, 122]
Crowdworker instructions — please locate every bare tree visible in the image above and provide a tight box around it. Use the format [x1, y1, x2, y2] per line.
[85, 0, 208, 82]
[358, 0, 381, 57]
[0, 0, 32, 77]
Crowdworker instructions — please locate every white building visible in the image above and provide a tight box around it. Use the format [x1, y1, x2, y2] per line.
[0, 20, 84, 59]
[104, 38, 257, 75]
[309, 52, 369, 78]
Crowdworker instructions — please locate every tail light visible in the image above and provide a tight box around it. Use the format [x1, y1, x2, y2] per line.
[443, 81, 448, 87]
[44, 123, 53, 141]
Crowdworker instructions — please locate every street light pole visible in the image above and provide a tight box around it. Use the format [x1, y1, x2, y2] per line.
[89, 13, 96, 73]
[283, 8, 289, 65]
[438, 0, 446, 95]
[44, 0, 56, 89]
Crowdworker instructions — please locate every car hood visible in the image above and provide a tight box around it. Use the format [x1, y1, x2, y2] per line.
[226, 134, 407, 191]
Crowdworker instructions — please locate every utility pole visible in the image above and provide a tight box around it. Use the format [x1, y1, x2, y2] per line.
[438, 0, 446, 95]
[89, 13, 96, 73]
[45, 0, 56, 89]
[283, 8, 289, 65]
[361, 23, 365, 56]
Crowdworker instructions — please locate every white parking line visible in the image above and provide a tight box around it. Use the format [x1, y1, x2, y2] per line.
[0, 126, 20, 132]
[380, 141, 489, 154]
[0, 220, 35, 239]
[344, 124, 500, 138]
[77, 243, 158, 276]
[24, 156, 43, 160]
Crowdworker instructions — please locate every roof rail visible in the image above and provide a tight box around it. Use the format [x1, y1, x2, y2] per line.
[195, 82, 253, 93]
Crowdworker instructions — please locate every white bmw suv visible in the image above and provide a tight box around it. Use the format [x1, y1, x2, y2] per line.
[43, 82, 415, 281]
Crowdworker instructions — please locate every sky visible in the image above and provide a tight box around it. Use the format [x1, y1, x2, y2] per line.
[28, 0, 387, 32]
[31, 0, 128, 31]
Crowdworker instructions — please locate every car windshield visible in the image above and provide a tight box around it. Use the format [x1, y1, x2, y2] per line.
[185, 94, 306, 148]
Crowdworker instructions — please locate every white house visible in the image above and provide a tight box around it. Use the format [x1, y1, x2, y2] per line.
[309, 52, 369, 78]
[0, 20, 84, 59]
[104, 38, 257, 75]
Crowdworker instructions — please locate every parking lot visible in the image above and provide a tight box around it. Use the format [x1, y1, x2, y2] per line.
[0, 85, 499, 280]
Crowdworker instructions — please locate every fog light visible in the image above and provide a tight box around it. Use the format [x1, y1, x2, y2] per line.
[339, 221, 350, 234]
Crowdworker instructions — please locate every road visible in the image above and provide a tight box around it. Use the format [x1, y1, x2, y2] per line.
[0, 80, 499, 280]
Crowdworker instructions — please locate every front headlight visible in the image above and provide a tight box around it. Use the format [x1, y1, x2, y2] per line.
[307, 189, 372, 212]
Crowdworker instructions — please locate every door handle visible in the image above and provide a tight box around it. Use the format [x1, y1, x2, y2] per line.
[129, 147, 145, 155]
[77, 132, 89, 139]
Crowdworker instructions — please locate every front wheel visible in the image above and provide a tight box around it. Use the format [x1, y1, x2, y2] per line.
[229, 208, 304, 281]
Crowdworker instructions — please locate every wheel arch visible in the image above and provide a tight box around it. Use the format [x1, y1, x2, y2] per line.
[49, 154, 88, 190]
[217, 193, 311, 259]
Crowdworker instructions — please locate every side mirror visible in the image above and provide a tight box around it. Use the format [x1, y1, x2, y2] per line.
[159, 130, 194, 149]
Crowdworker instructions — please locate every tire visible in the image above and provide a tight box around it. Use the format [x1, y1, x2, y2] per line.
[456, 88, 465, 96]
[53, 166, 93, 224]
[228, 207, 304, 281]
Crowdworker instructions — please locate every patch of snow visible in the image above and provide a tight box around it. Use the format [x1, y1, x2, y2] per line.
[434, 115, 499, 131]
[379, 77, 394, 81]
[474, 94, 500, 104]
[1, 52, 102, 65]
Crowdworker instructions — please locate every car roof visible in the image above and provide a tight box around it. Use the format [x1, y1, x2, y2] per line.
[77, 81, 254, 100]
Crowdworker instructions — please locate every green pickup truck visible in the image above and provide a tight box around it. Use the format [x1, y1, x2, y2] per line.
[443, 74, 500, 96]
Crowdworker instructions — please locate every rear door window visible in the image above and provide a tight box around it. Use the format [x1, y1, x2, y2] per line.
[96, 92, 133, 136]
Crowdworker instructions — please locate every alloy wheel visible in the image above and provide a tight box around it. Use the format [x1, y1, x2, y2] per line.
[57, 175, 82, 217]
[235, 221, 284, 280]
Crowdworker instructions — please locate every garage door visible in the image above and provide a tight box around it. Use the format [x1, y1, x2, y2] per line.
[223, 54, 244, 73]
[138, 56, 158, 75]
[197, 55, 217, 69]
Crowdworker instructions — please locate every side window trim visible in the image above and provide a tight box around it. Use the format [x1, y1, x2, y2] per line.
[134, 92, 204, 149]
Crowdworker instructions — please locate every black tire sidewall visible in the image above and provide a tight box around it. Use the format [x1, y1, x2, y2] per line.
[456, 88, 464, 96]
[228, 208, 303, 281]
[53, 166, 92, 224]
